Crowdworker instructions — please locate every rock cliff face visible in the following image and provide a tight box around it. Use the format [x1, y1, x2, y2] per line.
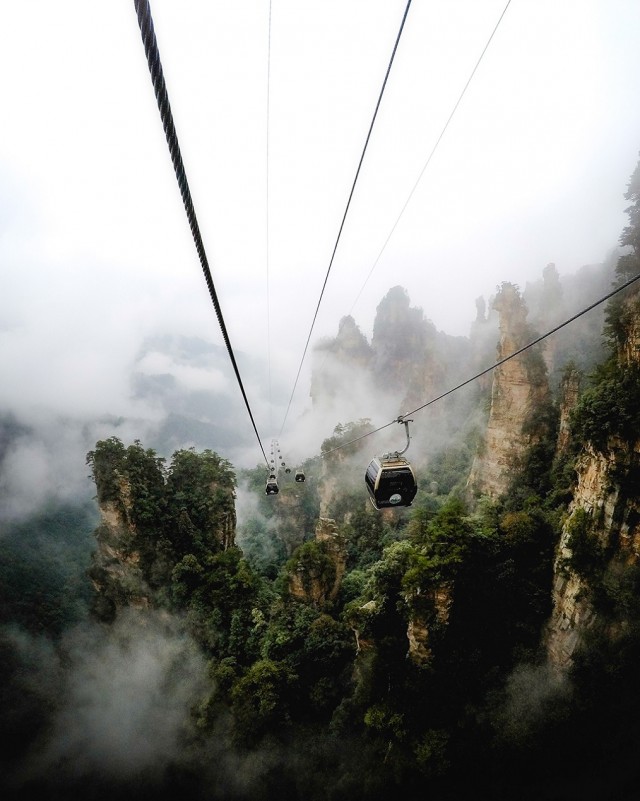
[546, 288, 640, 669]
[546, 439, 640, 668]
[310, 315, 373, 407]
[527, 263, 565, 376]
[88, 446, 237, 622]
[406, 583, 453, 665]
[89, 477, 155, 620]
[371, 286, 446, 413]
[467, 283, 552, 499]
[555, 366, 581, 457]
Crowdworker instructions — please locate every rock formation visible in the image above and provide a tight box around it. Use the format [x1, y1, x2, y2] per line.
[466, 282, 552, 500]
[87, 441, 237, 622]
[310, 315, 373, 407]
[555, 365, 581, 457]
[546, 439, 640, 668]
[371, 285, 452, 416]
[546, 287, 640, 669]
[406, 583, 453, 665]
[89, 477, 153, 620]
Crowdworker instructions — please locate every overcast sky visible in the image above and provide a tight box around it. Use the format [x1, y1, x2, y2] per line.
[2, 0, 640, 471]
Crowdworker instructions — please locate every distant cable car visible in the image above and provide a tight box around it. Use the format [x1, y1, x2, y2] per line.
[285, 467, 291, 474]
[365, 416, 417, 510]
[295, 470, 306, 483]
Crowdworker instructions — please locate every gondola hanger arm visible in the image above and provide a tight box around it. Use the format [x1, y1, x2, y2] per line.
[395, 415, 413, 457]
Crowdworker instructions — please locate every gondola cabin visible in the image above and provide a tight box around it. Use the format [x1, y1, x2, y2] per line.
[365, 456, 417, 510]
[265, 475, 279, 495]
[295, 470, 305, 483]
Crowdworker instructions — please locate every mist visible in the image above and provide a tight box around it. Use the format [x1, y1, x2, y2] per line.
[4, 610, 209, 793]
[2, 0, 639, 489]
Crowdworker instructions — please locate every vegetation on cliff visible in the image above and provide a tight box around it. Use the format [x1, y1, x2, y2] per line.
[78, 428, 566, 799]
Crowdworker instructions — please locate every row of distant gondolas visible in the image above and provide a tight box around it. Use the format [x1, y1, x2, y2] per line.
[265, 440, 305, 496]
[265, 418, 418, 512]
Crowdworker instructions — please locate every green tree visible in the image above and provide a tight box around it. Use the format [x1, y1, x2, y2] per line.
[342, 506, 386, 569]
[617, 154, 640, 278]
[165, 448, 235, 555]
[230, 658, 297, 744]
[605, 154, 640, 346]
[321, 419, 374, 462]
[571, 363, 640, 453]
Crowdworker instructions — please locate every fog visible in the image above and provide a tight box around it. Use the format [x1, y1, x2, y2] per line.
[491, 662, 572, 747]
[1, 2, 639, 487]
[5, 610, 208, 791]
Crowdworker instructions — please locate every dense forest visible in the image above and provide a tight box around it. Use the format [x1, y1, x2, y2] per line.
[2, 156, 640, 800]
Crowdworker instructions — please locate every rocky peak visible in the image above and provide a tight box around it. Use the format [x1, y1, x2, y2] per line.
[371, 286, 432, 386]
[310, 316, 373, 407]
[546, 438, 640, 669]
[333, 315, 373, 363]
[492, 281, 529, 345]
[466, 283, 551, 499]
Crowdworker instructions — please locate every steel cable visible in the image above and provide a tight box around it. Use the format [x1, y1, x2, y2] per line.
[348, 0, 513, 316]
[278, 0, 414, 438]
[134, 0, 268, 466]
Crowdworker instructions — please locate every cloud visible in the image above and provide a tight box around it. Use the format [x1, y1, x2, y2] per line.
[492, 662, 572, 746]
[1, 0, 639, 513]
[0, 412, 164, 522]
[9, 610, 208, 789]
[136, 350, 232, 395]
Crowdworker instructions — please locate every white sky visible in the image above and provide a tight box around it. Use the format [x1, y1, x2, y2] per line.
[2, 0, 640, 464]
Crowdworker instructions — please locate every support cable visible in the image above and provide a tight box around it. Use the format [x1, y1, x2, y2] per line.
[279, 0, 414, 437]
[133, 0, 269, 466]
[348, 0, 513, 316]
[319, 272, 640, 458]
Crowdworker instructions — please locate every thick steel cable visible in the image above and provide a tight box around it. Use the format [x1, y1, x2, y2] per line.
[319, 272, 640, 459]
[133, 0, 268, 467]
[278, 0, 414, 438]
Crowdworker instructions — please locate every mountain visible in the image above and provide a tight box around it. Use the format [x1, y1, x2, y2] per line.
[3, 158, 640, 801]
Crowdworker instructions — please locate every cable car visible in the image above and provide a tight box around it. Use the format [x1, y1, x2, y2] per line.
[364, 415, 417, 510]
[365, 455, 416, 509]
[295, 470, 305, 483]
[285, 467, 291, 474]
[265, 475, 279, 495]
